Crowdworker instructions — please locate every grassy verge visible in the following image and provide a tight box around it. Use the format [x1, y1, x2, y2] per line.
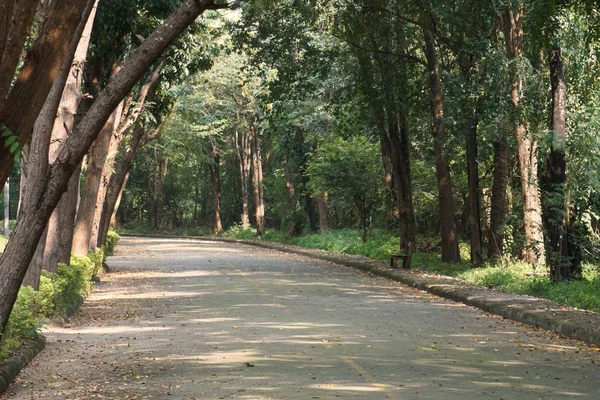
[221, 227, 600, 313]
[0, 230, 120, 362]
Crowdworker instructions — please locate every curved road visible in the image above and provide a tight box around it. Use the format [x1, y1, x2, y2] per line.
[3, 237, 600, 399]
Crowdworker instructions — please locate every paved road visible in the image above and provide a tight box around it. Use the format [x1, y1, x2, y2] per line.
[3, 237, 600, 399]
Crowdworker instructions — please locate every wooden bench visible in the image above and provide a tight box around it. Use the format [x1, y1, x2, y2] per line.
[390, 241, 415, 269]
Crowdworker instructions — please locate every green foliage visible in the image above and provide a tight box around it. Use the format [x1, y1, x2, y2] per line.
[223, 223, 258, 239]
[0, 252, 104, 361]
[53, 256, 95, 313]
[87, 247, 105, 276]
[0, 124, 21, 162]
[307, 137, 384, 241]
[104, 229, 121, 256]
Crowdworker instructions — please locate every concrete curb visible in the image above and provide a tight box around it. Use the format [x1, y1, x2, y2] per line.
[124, 234, 600, 347]
[0, 336, 46, 393]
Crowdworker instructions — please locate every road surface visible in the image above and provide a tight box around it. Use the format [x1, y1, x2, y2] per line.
[3, 237, 600, 399]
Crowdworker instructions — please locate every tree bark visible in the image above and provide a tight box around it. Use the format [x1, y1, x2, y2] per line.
[501, 5, 545, 265]
[488, 126, 510, 260]
[251, 124, 265, 236]
[234, 129, 252, 229]
[42, 0, 99, 271]
[71, 64, 123, 255]
[21, 0, 96, 289]
[0, 0, 92, 187]
[91, 63, 163, 248]
[545, 46, 580, 279]
[3, 178, 8, 237]
[0, 0, 38, 104]
[98, 124, 144, 245]
[466, 112, 483, 264]
[209, 150, 223, 236]
[423, 28, 461, 263]
[0, 0, 225, 340]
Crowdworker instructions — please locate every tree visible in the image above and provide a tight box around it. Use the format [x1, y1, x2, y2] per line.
[307, 136, 383, 243]
[0, 0, 228, 341]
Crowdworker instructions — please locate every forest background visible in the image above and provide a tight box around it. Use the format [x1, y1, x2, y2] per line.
[0, 0, 600, 358]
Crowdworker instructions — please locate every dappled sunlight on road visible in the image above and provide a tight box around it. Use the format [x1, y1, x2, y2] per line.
[6, 236, 600, 399]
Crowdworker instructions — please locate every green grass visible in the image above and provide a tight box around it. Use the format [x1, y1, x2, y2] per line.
[220, 227, 600, 314]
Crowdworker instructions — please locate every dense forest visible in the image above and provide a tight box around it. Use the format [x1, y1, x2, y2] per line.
[0, 0, 599, 343]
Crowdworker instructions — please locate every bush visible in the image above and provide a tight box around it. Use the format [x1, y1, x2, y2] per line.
[1, 234, 121, 362]
[104, 229, 120, 256]
[87, 247, 105, 276]
[223, 223, 257, 239]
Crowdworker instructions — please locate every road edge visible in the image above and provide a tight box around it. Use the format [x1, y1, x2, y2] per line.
[0, 336, 46, 393]
[122, 234, 600, 347]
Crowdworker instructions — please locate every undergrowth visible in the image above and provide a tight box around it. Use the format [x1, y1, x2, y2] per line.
[223, 227, 600, 313]
[0, 231, 120, 362]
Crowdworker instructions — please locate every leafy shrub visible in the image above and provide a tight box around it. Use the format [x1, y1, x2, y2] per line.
[223, 223, 257, 239]
[87, 247, 105, 276]
[52, 255, 94, 313]
[104, 229, 121, 255]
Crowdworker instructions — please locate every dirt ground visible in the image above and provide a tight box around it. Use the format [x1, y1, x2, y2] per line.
[2, 237, 600, 399]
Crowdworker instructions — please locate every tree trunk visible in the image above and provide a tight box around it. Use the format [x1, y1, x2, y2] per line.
[98, 124, 144, 244]
[42, 0, 99, 270]
[545, 46, 579, 279]
[466, 113, 483, 264]
[0, 0, 38, 104]
[21, 0, 96, 289]
[71, 64, 123, 255]
[488, 126, 510, 260]
[317, 195, 328, 234]
[251, 125, 265, 236]
[3, 179, 8, 237]
[0, 0, 224, 340]
[234, 129, 252, 229]
[501, 5, 545, 265]
[379, 134, 394, 229]
[423, 28, 461, 263]
[91, 63, 163, 248]
[209, 153, 223, 235]
[147, 147, 168, 232]
[0, 0, 93, 187]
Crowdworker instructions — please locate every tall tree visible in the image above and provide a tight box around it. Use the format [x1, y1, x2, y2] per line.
[0, 0, 228, 340]
[0, 0, 93, 187]
[501, 3, 546, 265]
[423, 28, 461, 263]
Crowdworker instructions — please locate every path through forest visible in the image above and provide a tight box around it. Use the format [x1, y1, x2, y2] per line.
[3, 237, 600, 399]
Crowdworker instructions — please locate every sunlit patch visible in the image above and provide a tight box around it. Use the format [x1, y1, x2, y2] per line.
[310, 383, 396, 392]
[50, 326, 173, 334]
[90, 291, 204, 300]
[189, 318, 241, 323]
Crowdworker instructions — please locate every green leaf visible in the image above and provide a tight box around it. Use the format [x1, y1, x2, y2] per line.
[10, 141, 19, 154]
[4, 136, 16, 147]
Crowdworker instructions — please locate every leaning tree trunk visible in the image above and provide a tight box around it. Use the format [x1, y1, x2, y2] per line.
[424, 28, 461, 263]
[91, 63, 163, 248]
[21, 0, 96, 289]
[251, 124, 265, 236]
[0, 0, 39, 106]
[98, 122, 151, 245]
[42, 0, 99, 272]
[0, 0, 93, 187]
[0, 0, 226, 341]
[71, 64, 124, 256]
[502, 5, 545, 265]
